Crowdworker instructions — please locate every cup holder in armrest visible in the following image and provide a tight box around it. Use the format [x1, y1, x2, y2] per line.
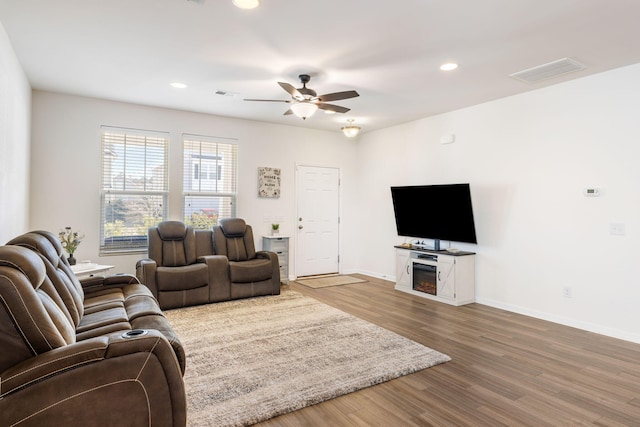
[122, 329, 149, 339]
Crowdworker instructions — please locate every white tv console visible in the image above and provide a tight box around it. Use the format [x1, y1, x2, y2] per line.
[394, 246, 475, 306]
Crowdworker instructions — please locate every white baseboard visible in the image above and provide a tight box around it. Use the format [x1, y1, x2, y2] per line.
[350, 270, 640, 345]
[344, 269, 393, 282]
[475, 296, 640, 344]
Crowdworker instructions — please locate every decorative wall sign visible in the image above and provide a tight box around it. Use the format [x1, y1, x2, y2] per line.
[258, 167, 281, 198]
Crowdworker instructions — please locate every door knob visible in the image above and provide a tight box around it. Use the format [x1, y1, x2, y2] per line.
[298, 225, 304, 229]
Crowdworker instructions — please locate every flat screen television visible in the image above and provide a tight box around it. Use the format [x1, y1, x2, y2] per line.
[390, 183, 477, 250]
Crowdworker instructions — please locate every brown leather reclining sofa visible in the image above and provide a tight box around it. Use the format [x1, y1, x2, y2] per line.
[0, 230, 186, 427]
[136, 218, 281, 310]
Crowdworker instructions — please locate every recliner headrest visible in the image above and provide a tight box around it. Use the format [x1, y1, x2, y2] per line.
[6, 232, 62, 268]
[219, 218, 247, 237]
[0, 245, 47, 289]
[156, 221, 188, 240]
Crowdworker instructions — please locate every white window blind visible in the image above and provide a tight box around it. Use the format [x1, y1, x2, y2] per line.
[100, 126, 169, 253]
[183, 134, 238, 229]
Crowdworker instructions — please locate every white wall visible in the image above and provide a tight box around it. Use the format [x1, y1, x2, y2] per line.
[30, 91, 360, 276]
[28, 62, 640, 343]
[0, 22, 31, 242]
[355, 63, 640, 343]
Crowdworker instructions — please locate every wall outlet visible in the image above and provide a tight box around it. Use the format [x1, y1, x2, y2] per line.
[562, 286, 572, 298]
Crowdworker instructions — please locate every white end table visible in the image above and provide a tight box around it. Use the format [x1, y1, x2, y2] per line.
[70, 263, 114, 279]
[262, 236, 289, 285]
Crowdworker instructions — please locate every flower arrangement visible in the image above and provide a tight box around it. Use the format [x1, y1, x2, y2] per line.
[59, 227, 84, 255]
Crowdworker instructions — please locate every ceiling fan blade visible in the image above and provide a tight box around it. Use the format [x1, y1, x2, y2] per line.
[316, 90, 359, 102]
[283, 109, 294, 115]
[278, 82, 303, 100]
[243, 98, 291, 103]
[317, 103, 350, 114]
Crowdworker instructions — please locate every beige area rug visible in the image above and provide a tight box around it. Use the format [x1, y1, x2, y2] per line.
[295, 274, 367, 288]
[164, 290, 451, 427]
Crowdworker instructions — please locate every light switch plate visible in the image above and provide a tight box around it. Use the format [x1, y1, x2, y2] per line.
[610, 223, 626, 236]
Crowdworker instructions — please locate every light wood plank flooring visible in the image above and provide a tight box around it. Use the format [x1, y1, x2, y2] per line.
[256, 274, 640, 426]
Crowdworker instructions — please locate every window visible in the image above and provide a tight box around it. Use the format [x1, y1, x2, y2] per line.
[183, 134, 238, 229]
[100, 126, 168, 254]
[193, 161, 221, 181]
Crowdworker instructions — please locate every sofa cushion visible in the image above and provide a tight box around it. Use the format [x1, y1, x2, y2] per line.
[0, 246, 46, 286]
[83, 290, 125, 314]
[162, 240, 188, 267]
[229, 258, 273, 283]
[77, 283, 163, 336]
[6, 232, 85, 326]
[0, 246, 77, 373]
[122, 287, 165, 319]
[225, 236, 249, 261]
[156, 263, 209, 291]
[153, 221, 200, 267]
[77, 306, 129, 334]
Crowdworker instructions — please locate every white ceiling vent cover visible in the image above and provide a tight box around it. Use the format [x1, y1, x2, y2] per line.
[509, 58, 586, 84]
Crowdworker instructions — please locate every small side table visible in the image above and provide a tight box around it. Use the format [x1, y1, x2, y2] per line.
[70, 263, 114, 280]
[262, 236, 289, 285]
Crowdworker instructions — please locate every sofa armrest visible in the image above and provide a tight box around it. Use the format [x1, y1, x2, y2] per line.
[256, 251, 282, 294]
[0, 330, 186, 427]
[256, 250, 277, 262]
[197, 254, 231, 302]
[1, 336, 110, 394]
[136, 258, 159, 298]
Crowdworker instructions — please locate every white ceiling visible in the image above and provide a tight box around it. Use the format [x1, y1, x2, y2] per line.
[2, 0, 640, 135]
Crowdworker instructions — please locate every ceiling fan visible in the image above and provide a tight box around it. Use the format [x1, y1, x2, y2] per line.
[244, 74, 359, 120]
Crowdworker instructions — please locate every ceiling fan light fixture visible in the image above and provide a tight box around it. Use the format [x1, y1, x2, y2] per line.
[341, 119, 361, 138]
[245, 74, 359, 119]
[232, 0, 260, 9]
[290, 101, 318, 120]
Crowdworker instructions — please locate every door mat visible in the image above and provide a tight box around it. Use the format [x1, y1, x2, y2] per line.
[295, 275, 367, 288]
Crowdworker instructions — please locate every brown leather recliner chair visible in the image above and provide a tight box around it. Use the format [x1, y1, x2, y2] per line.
[137, 220, 229, 309]
[0, 232, 186, 427]
[212, 218, 281, 299]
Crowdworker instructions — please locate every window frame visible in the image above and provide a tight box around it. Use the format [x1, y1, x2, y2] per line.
[99, 126, 169, 255]
[182, 133, 238, 230]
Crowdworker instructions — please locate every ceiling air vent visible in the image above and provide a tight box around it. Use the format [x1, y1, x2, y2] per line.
[509, 58, 586, 84]
[215, 90, 239, 97]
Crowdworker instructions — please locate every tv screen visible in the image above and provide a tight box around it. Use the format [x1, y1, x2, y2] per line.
[390, 183, 477, 245]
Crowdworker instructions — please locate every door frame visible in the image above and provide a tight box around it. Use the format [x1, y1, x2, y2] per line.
[294, 162, 342, 279]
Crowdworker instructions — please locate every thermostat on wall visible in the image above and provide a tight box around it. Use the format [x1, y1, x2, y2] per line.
[584, 187, 600, 197]
[440, 132, 456, 145]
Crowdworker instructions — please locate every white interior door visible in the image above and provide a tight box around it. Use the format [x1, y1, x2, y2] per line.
[295, 165, 340, 277]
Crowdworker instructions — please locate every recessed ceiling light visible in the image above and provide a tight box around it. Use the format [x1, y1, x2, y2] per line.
[233, 0, 260, 9]
[440, 63, 458, 71]
[170, 82, 187, 89]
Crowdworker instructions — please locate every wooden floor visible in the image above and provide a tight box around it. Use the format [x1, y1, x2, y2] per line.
[256, 274, 640, 426]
